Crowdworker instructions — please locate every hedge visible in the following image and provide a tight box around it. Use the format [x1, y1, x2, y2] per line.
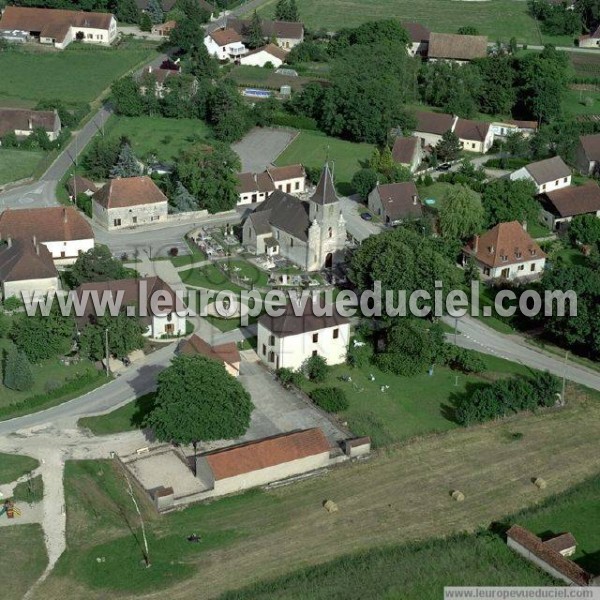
[310, 387, 349, 413]
[272, 112, 319, 131]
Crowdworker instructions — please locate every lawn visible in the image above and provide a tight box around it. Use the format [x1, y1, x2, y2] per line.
[227, 65, 325, 91]
[11, 474, 44, 504]
[78, 393, 156, 435]
[170, 239, 207, 268]
[563, 87, 600, 118]
[417, 181, 454, 207]
[104, 115, 213, 163]
[250, 0, 567, 46]
[180, 263, 244, 293]
[0, 453, 38, 485]
[0, 149, 44, 185]
[38, 388, 600, 599]
[0, 43, 155, 107]
[275, 130, 373, 195]
[1, 524, 48, 600]
[225, 259, 270, 288]
[300, 352, 532, 447]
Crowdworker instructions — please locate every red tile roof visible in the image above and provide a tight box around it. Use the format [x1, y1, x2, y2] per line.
[414, 110, 455, 136]
[179, 334, 240, 366]
[373, 182, 422, 222]
[542, 181, 600, 218]
[402, 21, 430, 44]
[454, 118, 490, 143]
[237, 171, 275, 195]
[392, 137, 419, 165]
[0, 238, 57, 283]
[0, 206, 93, 244]
[205, 428, 330, 480]
[0, 6, 114, 42]
[507, 525, 592, 586]
[579, 133, 600, 162]
[209, 27, 243, 46]
[463, 221, 545, 268]
[243, 43, 288, 61]
[0, 108, 59, 137]
[93, 176, 168, 209]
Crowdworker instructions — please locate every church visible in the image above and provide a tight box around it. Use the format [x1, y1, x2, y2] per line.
[242, 164, 347, 272]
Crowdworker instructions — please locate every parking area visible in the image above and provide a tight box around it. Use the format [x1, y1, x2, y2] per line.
[232, 128, 298, 173]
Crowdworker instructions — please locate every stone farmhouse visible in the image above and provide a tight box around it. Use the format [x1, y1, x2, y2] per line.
[403, 21, 430, 57]
[575, 133, 600, 176]
[426, 32, 488, 63]
[75, 276, 186, 338]
[92, 176, 168, 230]
[179, 334, 241, 377]
[194, 428, 332, 497]
[579, 24, 600, 48]
[413, 110, 494, 153]
[510, 156, 572, 194]
[240, 43, 288, 68]
[0, 6, 117, 49]
[67, 175, 97, 199]
[0, 206, 94, 266]
[203, 27, 247, 61]
[242, 164, 345, 271]
[462, 221, 546, 280]
[391, 136, 422, 172]
[368, 182, 422, 226]
[507, 525, 598, 587]
[539, 181, 600, 231]
[226, 16, 304, 49]
[257, 297, 350, 370]
[0, 108, 61, 142]
[0, 238, 58, 300]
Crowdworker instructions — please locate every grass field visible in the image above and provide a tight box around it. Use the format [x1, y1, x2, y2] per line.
[250, 0, 569, 45]
[0, 43, 155, 107]
[0, 149, 45, 185]
[564, 87, 600, 117]
[1, 524, 48, 600]
[37, 384, 600, 599]
[180, 264, 244, 293]
[300, 353, 532, 447]
[0, 453, 38, 485]
[105, 115, 213, 163]
[227, 65, 324, 91]
[11, 474, 44, 504]
[275, 130, 373, 195]
[78, 393, 156, 435]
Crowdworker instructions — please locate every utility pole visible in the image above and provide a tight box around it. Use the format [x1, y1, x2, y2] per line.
[105, 328, 110, 378]
[561, 350, 569, 405]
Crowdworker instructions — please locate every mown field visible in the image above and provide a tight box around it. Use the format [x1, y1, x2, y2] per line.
[275, 130, 373, 195]
[0, 452, 38, 485]
[35, 381, 600, 600]
[104, 115, 213, 163]
[0, 43, 155, 108]
[0, 149, 45, 186]
[249, 0, 569, 45]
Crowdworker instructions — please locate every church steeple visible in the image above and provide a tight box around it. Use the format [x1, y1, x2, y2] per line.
[310, 162, 338, 206]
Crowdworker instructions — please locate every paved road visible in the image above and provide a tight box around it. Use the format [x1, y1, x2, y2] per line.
[444, 314, 600, 391]
[340, 195, 384, 242]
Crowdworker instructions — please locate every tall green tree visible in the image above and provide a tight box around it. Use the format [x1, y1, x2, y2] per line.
[188, 42, 218, 79]
[80, 310, 146, 361]
[146, 0, 163, 24]
[115, 0, 140, 24]
[435, 130, 461, 162]
[438, 185, 484, 242]
[12, 304, 74, 362]
[109, 143, 142, 178]
[476, 56, 516, 115]
[247, 10, 265, 49]
[70, 245, 129, 287]
[481, 178, 539, 228]
[177, 142, 241, 213]
[82, 136, 121, 179]
[111, 76, 144, 117]
[144, 355, 254, 469]
[207, 82, 251, 142]
[169, 17, 202, 53]
[171, 181, 198, 212]
[3, 347, 34, 392]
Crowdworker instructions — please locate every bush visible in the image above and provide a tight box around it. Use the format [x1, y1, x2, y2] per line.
[276, 367, 303, 389]
[169, 247, 179, 257]
[304, 354, 328, 382]
[272, 112, 319, 131]
[310, 387, 349, 413]
[444, 347, 486, 374]
[423, 174, 433, 186]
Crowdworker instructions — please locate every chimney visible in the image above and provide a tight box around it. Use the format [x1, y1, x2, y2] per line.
[7, 235, 12, 249]
[35, 244, 40, 256]
[63, 208, 68, 223]
[522, 220, 527, 231]
[473, 234, 479, 253]
[32, 234, 37, 246]
[148, 65, 153, 73]
[412, 194, 418, 205]
[28, 117, 33, 130]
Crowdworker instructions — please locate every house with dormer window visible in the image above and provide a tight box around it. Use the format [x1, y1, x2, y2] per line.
[462, 221, 546, 280]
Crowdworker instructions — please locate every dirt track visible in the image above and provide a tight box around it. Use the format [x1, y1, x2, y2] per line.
[37, 388, 600, 600]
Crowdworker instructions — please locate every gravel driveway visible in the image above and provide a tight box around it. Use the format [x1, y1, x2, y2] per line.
[232, 128, 298, 173]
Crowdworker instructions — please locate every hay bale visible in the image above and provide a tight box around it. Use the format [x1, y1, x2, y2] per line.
[451, 490, 465, 502]
[323, 499, 338, 513]
[534, 477, 547, 489]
